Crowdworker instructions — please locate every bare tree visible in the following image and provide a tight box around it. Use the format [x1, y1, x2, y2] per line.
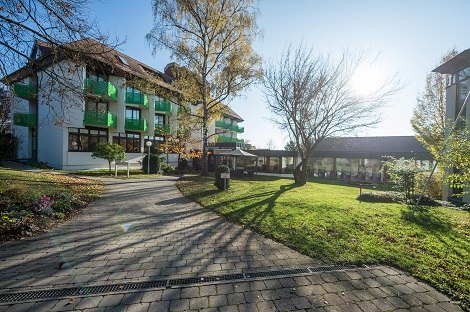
[146, 0, 262, 176]
[266, 138, 276, 150]
[1, 1, 119, 123]
[264, 45, 399, 185]
[411, 49, 458, 158]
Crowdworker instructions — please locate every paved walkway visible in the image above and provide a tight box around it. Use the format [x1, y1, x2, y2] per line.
[0, 176, 463, 311]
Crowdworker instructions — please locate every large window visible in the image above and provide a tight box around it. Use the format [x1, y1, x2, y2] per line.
[113, 132, 141, 153]
[154, 114, 165, 126]
[86, 101, 108, 113]
[126, 107, 140, 120]
[69, 128, 108, 152]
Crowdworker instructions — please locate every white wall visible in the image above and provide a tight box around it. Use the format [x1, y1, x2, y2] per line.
[36, 61, 85, 169]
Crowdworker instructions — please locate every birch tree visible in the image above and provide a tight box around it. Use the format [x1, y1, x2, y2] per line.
[146, 0, 262, 176]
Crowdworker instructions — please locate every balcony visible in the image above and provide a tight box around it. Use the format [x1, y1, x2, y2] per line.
[83, 111, 117, 128]
[230, 124, 244, 133]
[155, 124, 171, 136]
[13, 113, 36, 127]
[13, 84, 37, 100]
[216, 136, 244, 144]
[84, 79, 118, 101]
[126, 91, 149, 108]
[125, 118, 148, 131]
[155, 100, 172, 113]
[215, 120, 231, 129]
[215, 120, 244, 133]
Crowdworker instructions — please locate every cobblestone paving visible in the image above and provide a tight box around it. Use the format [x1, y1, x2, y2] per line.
[0, 176, 463, 311]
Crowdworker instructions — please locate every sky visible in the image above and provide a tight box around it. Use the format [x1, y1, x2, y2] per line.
[89, 0, 470, 149]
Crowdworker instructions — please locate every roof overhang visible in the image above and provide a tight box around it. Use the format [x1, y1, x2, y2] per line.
[433, 49, 470, 74]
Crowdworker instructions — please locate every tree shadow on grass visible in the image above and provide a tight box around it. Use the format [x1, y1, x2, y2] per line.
[220, 183, 297, 227]
[401, 206, 452, 233]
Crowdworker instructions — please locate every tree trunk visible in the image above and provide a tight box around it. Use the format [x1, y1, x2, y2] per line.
[293, 158, 308, 185]
[108, 161, 112, 174]
[200, 105, 209, 176]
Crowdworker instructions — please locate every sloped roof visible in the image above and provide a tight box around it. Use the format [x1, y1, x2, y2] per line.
[222, 105, 244, 122]
[249, 136, 433, 160]
[249, 149, 297, 157]
[220, 149, 256, 157]
[316, 136, 433, 159]
[433, 48, 470, 74]
[3, 38, 179, 94]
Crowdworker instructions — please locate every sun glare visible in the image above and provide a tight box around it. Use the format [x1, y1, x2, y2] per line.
[350, 62, 387, 96]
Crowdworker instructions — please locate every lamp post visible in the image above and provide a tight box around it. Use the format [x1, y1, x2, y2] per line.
[145, 141, 152, 174]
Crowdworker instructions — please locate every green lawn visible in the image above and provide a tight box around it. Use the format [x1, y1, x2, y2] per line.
[178, 175, 470, 310]
[0, 168, 102, 241]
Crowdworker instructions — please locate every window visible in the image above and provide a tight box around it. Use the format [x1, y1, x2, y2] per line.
[86, 70, 107, 82]
[113, 132, 141, 153]
[86, 101, 108, 113]
[154, 114, 165, 126]
[69, 128, 108, 152]
[144, 135, 165, 152]
[117, 55, 129, 66]
[126, 86, 141, 96]
[126, 107, 140, 120]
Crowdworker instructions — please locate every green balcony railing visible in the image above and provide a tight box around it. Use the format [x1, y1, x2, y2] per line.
[230, 124, 244, 133]
[216, 136, 244, 144]
[215, 120, 231, 129]
[155, 124, 171, 136]
[125, 118, 148, 131]
[83, 111, 117, 128]
[13, 113, 36, 127]
[155, 100, 172, 113]
[84, 79, 118, 101]
[13, 84, 37, 100]
[215, 120, 244, 133]
[126, 91, 149, 108]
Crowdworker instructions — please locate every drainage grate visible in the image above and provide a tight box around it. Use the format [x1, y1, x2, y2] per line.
[245, 268, 310, 279]
[0, 280, 168, 303]
[0, 265, 364, 303]
[168, 273, 245, 287]
[308, 265, 358, 273]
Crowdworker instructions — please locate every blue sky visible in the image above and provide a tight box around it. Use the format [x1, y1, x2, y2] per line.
[90, 0, 470, 149]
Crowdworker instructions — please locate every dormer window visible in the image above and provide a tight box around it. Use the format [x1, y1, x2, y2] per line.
[117, 55, 129, 66]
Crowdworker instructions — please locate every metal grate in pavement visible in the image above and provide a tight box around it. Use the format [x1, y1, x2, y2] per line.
[168, 273, 245, 286]
[308, 265, 358, 273]
[245, 268, 310, 278]
[0, 280, 167, 303]
[0, 264, 360, 303]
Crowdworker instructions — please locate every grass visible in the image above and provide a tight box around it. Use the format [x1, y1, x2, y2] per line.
[0, 168, 102, 242]
[178, 175, 470, 310]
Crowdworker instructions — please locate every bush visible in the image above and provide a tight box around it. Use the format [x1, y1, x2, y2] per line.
[357, 191, 403, 203]
[415, 170, 443, 200]
[384, 157, 423, 202]
[214, 165, 230, 191]
[161, 162, 176, 174]
[143, 154, 162, 174]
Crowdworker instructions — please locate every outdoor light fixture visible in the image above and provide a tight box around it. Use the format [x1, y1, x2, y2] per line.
[145, 141, 152, 174]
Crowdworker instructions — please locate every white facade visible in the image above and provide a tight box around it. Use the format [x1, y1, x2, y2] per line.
[9, 45, 244, 170]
